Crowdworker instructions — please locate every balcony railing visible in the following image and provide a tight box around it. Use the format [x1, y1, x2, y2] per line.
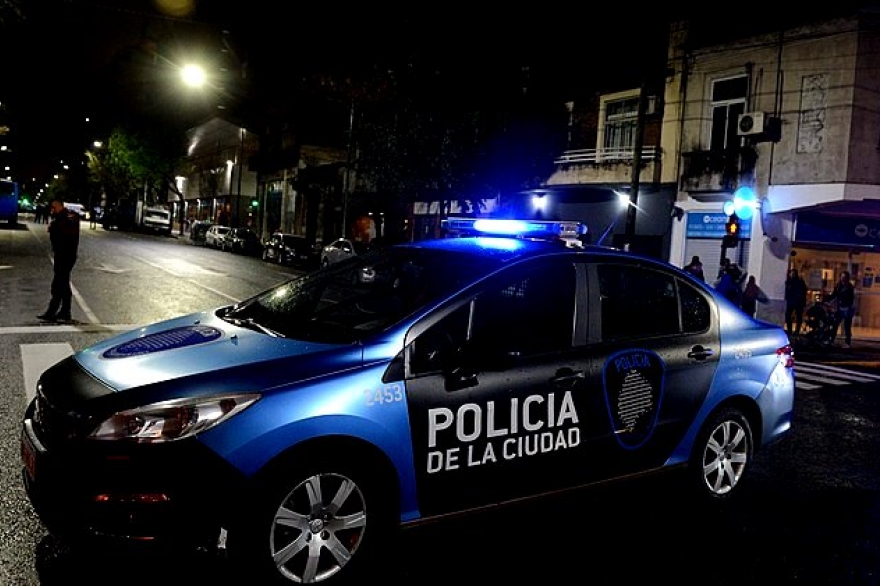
[554, 146, 660, 164]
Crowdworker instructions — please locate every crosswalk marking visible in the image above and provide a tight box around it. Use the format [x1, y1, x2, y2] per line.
[20, 343, 74, 404]
[795, 361, 880, 391]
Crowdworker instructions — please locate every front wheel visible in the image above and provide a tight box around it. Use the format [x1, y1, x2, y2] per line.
[227, 454, 396, 584]
[689, 407, 753, 500]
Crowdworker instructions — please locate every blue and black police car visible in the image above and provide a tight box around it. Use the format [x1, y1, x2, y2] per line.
[21, 218, 795, 584]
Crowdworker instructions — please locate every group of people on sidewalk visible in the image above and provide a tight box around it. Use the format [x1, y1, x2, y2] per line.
[683, 256, 855, 347]
[683, 255, 768, 318]
[784, 268, 855, 347]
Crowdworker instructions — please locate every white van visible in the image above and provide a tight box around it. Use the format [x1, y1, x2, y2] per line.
[64, 203, 87, 220]
[142, 206, 172, 234]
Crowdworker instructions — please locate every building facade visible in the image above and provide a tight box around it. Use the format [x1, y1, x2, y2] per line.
[177, 117, 260, 233]
[549, 10, 880, 336]
[665, 13, 880, 332]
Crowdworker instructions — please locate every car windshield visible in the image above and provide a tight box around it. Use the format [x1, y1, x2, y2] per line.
[221, 246, 498, 343]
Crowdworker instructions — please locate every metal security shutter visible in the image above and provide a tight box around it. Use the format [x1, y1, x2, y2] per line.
[685, 239, 751, 285]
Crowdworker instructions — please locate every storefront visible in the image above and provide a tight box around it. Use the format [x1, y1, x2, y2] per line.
[792, 212, 880, 336]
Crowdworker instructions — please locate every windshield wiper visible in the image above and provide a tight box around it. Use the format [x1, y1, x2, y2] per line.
[223, 315, 282, 338]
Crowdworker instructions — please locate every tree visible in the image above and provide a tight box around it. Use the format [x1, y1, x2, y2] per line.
[87, 126, 186, 208]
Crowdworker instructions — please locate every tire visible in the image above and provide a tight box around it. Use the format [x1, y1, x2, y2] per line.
[226, 453, 396, 584]
[689, 407, 753, 500]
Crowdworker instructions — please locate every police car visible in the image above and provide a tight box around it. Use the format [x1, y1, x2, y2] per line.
[21, 218, 795, 584]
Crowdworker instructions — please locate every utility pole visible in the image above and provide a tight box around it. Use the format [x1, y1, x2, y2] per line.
[341, 99, 355, 238]
[624, 82, 649, 252]
[236, 127, 244, 227]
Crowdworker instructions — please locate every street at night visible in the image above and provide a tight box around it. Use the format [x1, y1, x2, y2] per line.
[0, 221, 878, 584]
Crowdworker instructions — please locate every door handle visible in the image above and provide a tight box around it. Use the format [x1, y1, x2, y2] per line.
[687, 345, 715, 360]
[551, 368, 585, 387]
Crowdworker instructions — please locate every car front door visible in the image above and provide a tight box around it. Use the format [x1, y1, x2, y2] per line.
[405, 258, 616, 516]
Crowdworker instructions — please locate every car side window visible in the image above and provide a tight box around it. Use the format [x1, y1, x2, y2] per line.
[597, 264, 681, 340]
[679, 278, 711, 333]
[408, 304, 471, 376]
[470, 263, 575, 356]
[408, 261, 576, 377]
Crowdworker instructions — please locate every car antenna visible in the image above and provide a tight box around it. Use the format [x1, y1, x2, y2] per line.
[596, 221, 615, 246]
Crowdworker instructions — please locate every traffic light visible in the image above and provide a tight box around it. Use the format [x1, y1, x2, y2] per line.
[722, 213, 740, 248]
[250, 198, 259, 209]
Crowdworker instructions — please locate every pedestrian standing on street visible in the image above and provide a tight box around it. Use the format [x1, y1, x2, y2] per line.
[784, 268, 808, 336]
[828, 270, 856, 347]
[37, 198, 80, 323]
[715, 263, 744, 307]
[683, 255, 705, 281]
[741, 275, 768, 318]
[90, 205, 99, 229]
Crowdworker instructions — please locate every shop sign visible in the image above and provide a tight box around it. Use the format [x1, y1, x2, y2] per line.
[796, 212, 880, 247]
[686, 212, 752, 239]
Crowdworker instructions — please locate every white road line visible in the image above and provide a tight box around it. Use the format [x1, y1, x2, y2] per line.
[132, 255, 237, 301]
[43, 252, 101, 324]
[796, 366, 879, 383]
[20, 343, 74, 404]
[797, 361, 880, 379]
[795, 373, 849, 386]
[0, 324, 144, 335]
[794, 361, 880, 391]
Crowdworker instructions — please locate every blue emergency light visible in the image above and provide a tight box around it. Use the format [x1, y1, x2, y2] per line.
[442, 217, 588, 244]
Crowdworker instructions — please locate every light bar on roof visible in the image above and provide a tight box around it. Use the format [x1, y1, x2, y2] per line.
[442, 217, 588, 241]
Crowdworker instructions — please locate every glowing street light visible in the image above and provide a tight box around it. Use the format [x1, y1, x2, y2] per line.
[180, 64, 207, 88]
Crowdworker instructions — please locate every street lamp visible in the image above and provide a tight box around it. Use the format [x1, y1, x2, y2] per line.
[181, 64, 207, 88]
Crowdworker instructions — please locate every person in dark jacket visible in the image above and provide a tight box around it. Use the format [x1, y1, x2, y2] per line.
[715, 263, 744, 307]
[683, 255, 705, 281]
[784, 268, 808, 336]
[741, 275, 768, 318]
[37, 198, 81, 322]
[828, 270, 856, 347]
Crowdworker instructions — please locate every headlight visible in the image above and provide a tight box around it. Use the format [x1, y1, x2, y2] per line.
[88, 393, 260, 443]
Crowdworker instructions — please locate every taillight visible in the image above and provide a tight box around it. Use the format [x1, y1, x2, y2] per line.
[776, 344, 794, 369]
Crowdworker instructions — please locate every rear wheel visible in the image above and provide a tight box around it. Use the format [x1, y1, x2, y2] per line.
[689, 407, 753, 500]
[227, 453, 396, 584]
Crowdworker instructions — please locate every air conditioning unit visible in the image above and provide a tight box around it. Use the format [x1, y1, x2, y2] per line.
[737, 112, 766, 136]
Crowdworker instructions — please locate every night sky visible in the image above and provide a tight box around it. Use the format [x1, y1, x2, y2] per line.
[2, 0, 871, 187]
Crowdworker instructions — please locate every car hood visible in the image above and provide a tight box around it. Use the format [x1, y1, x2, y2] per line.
[74, 310, 353, 391]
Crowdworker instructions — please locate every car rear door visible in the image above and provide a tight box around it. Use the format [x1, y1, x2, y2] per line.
[581, 260, 721, 476]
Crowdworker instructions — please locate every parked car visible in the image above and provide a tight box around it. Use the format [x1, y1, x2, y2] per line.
[189, 220, 214, 245]
[261, 232, 318, 268]
[63, 202, 87, 220]
[204, 225, 231, 249]
[20, 217, 794, 585]
[225, 227, 263, 255]
[320, 237, 371, 267]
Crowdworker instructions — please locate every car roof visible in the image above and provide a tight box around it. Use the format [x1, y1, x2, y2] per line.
[399, 236, 633, 264]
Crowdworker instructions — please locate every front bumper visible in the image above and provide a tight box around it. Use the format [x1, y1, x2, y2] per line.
[21, 398, 247, 548]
